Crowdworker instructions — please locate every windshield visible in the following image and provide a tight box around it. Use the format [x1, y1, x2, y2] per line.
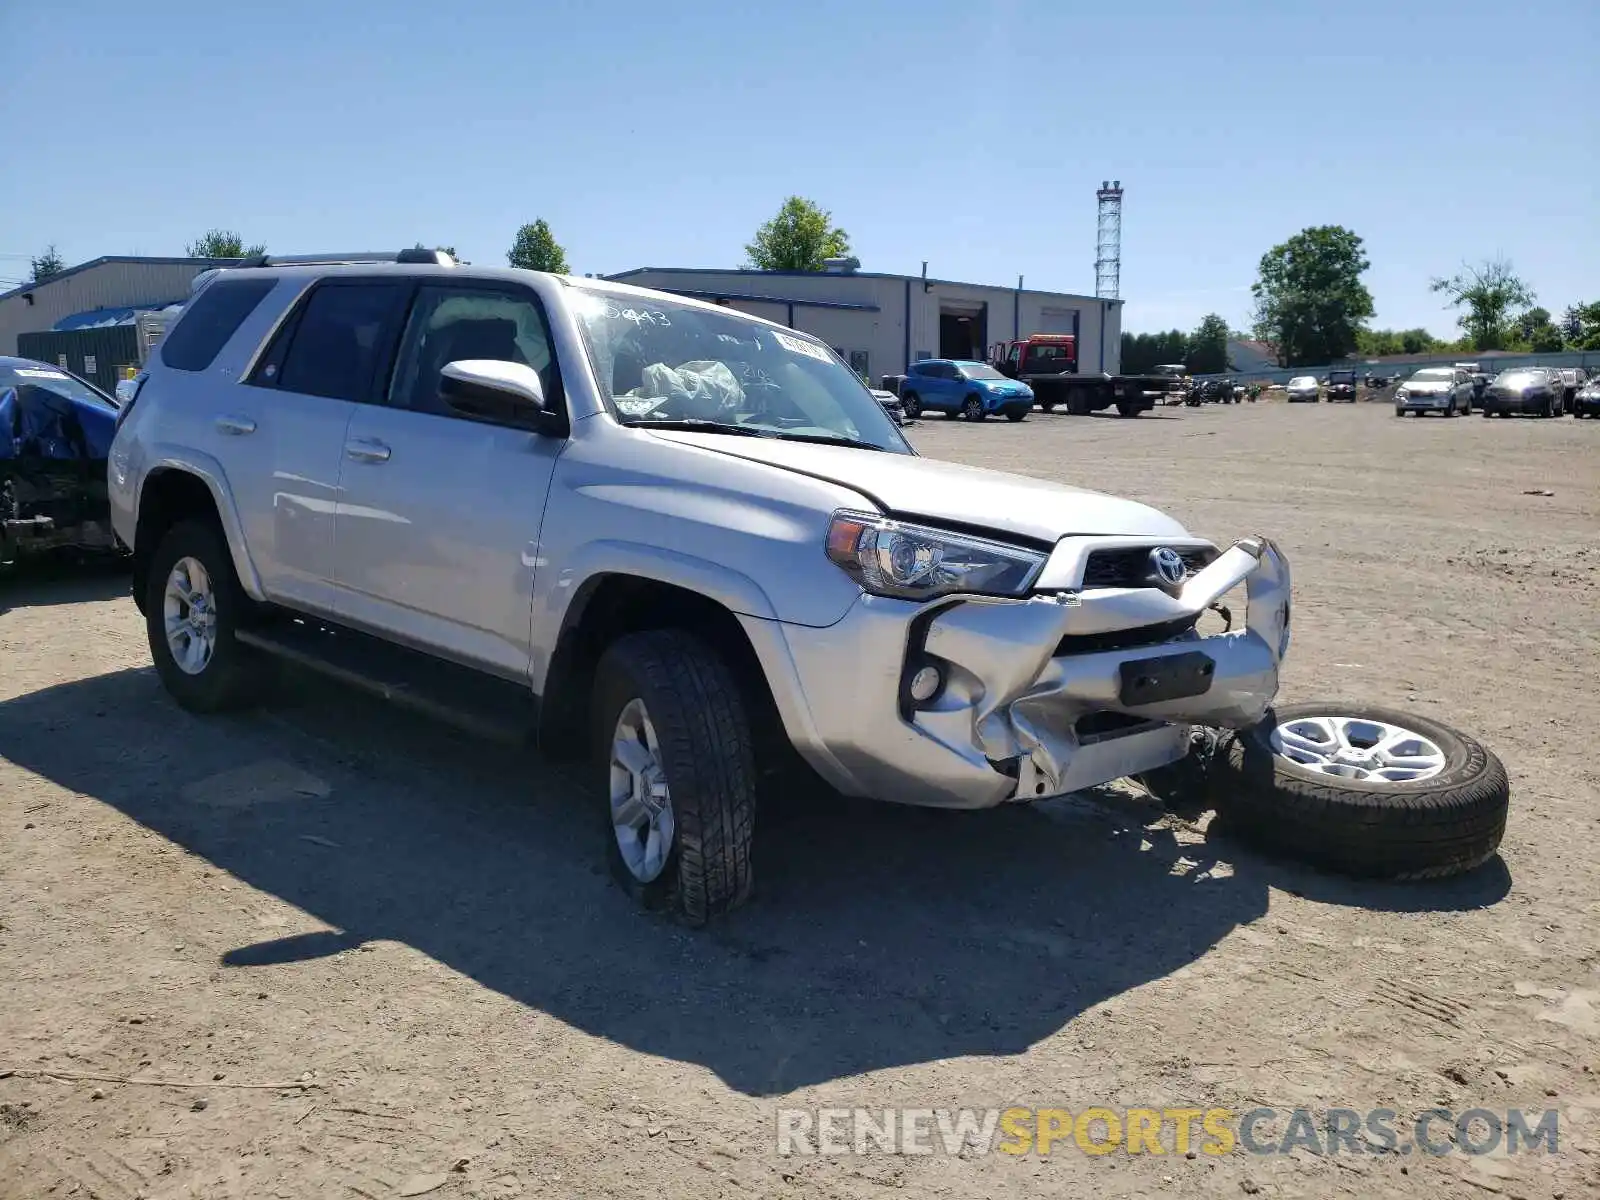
[568, 287, 909, 452]
[1288, 377, 1317, 388]
[1152, 364, 1187, 377]
[1411, 369, 1453, 382]
[1496, 371, 1542, 386]
[0, 363, 117, 409]
[958, 363, 1006, 380]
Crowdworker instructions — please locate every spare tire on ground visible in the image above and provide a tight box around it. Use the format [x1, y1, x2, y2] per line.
[1209, 702, 1509, 881]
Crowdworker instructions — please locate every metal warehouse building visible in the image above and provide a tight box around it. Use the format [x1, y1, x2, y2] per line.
[608, 265, 1122, 383]
[0, 256, 236, 390]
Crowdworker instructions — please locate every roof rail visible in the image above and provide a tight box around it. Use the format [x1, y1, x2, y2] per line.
[234, 249, 457, 268]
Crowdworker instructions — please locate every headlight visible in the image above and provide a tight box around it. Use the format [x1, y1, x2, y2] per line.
[1395, 389, 1408, 401]
[826, 511, 1046, 600]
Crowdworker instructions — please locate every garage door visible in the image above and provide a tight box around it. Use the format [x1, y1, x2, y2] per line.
[1038, 307, 1078, 334]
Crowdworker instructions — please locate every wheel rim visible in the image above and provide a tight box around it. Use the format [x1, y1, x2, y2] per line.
[965, 398, 981, 419]
[609, 698, 675, 882]
[1271, 714, 1446, 783]
[162, 556, 218, 676]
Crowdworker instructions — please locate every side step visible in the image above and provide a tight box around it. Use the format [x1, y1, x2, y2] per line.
[236, 619, 538, 745]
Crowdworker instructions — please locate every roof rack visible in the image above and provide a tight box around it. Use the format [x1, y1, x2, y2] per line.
[234, 249, 457, 268]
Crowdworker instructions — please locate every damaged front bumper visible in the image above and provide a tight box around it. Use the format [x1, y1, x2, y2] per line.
[745, 537, 1291, 809]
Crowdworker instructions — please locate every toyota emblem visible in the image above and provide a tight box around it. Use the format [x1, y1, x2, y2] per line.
[1150, 547, 1187, 587]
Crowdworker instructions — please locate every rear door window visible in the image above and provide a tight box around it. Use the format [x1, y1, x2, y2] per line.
[159, 278, 277, 372]
[273, 282, 410, 402]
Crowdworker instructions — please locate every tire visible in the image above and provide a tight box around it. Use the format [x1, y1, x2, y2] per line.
[1038, 400, 1057, 413]
[1394, 409, 1403, 418]
[1005, 409, 1027, 422]
[1116, 401, 1141, 418]
[1210, 702, 1509, 881]
[144, 518, 266, 713]
[962, 395, 985, 421]
[591, 630, 756, 924]
[1446, 401, 1457, 418]
[900, 392, 922, 420]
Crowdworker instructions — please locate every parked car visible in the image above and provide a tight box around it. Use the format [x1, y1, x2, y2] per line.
[1393, 367, 1474, 417]
[1556, 368, 1589, 413]
[107, 251, 1311, 922]
[1285, 376, 1320, 402]
[1326, 370, 1359, 402]
[1481, 367, 1563, 418]
[1572, 377, 1600, 419]
[1, 355, 124, 567]
[870, 388, 907, 425]
[898, 359, 1034, 422]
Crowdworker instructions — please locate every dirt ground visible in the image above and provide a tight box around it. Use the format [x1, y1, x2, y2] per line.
[2, 401, 1598, 1199]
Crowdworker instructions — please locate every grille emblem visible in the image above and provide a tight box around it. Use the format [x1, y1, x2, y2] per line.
[1150, 547, 1187, 587]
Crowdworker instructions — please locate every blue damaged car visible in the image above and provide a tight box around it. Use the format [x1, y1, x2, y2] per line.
[898, 358, 1034, 422]
[1, 356, 123, 566]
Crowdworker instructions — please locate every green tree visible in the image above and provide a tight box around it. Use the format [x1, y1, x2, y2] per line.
[1356, 328, 1403, 356]
[507, 220, 569, 273]
[1187, 313, 1230, 374]
[1574, 301, 1600, 350]
[1250, 225, 1375, 366]
[1559, 305, 1584, 343]
[744, 197, 851, 272]
[1120, 329, 1190, 374]
[29, 244, 65, 282]
[1399, 328, 1439, 355]
[186, 229, 265, 258]
[1430, 259, 1534, 352]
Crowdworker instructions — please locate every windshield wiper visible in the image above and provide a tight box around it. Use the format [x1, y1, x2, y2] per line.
[621, 418, 886, 451]
[763, 431, 886, 451]
[619, 418, 769, 437]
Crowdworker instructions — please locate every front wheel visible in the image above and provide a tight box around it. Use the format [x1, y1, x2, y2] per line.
[962, 395, 985, 421]
[900, 392, 922, 420]
[1211, 703, 1509, 880]
[145, 518, 266, 712]
[1005, 409, 1027, 422]
[592, 630, 756, 924]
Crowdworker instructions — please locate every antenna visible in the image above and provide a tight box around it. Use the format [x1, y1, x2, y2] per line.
[1095, 180, 1123, 300]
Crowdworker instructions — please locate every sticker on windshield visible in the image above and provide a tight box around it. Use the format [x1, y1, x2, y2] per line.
[771, 331, 832, 364]
[14, 368, 70, 380]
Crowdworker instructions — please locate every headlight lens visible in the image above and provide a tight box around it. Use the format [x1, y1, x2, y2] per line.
[826, 511, 1046, 600]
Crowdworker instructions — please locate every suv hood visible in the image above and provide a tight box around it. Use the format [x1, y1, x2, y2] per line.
[651, 431, 1187, 542]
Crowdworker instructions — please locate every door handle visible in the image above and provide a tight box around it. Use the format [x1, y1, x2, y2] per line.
[215, 416, 257, 436]
[345, 439, 391, 463]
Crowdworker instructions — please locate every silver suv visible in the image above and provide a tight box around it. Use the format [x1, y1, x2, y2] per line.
[108, 251, 1292, 922]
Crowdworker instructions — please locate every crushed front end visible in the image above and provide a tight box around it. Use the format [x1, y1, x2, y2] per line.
[756, 535, 1292, 809]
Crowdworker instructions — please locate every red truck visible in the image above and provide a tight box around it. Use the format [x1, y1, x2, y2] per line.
[990, 333, 1180, 417]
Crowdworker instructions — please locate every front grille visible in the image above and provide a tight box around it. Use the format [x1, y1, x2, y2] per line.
[1053, 613, 1199, 656]
[1080, 546, 1216, 589]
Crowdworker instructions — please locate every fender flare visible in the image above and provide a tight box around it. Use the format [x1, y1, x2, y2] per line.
[530, 539, 783, 694]
[137, 447, 266, 600]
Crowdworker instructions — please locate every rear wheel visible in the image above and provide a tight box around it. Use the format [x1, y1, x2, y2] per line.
[900, 392, 922, 420]
[144, 518, 266, 713]
[1116, 401, 1141, 418]
[592, 630, 756, 924]
[962, 395, 985, 421]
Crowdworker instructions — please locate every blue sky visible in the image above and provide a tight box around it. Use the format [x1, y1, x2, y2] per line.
[1, 0, 1594, 337]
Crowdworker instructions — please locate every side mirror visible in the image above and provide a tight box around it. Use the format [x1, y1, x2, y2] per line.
[438, 360, 562, 435]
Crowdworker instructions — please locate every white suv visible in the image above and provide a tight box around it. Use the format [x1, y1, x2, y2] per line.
[109, 252, 1292, 922]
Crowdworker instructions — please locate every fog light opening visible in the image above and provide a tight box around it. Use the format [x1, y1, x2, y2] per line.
[908, 664, 944, 705]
